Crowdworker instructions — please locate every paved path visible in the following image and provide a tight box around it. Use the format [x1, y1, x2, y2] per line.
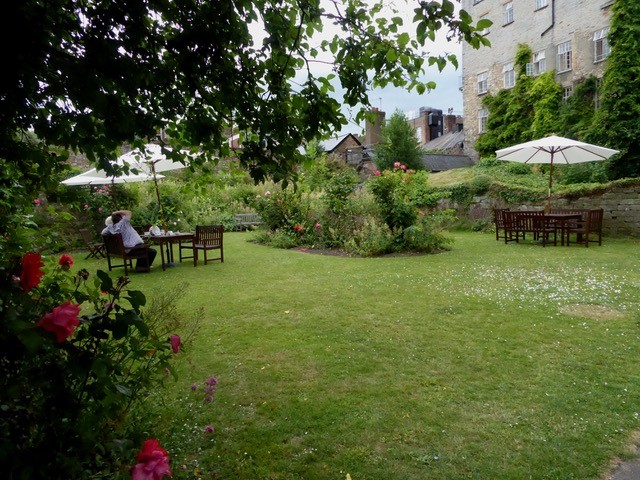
[607, 445, 640, 480]
[609, 459, 640, 480]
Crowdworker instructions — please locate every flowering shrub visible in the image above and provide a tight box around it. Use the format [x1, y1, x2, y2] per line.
[1, 252, 187, 478]
[252, 187, 310, 232]
[131, 439, 172, 480]
[368, 165, 417, 231]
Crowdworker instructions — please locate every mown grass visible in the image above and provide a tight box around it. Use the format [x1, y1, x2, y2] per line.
[75, 231, 640, 479]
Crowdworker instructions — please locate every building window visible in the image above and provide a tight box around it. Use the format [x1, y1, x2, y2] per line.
[503, 2, 513, 25]
[478, 108, 489, 133]
[594, 28, 610, 63]
[415, 126, 423, 143]
[557, 41, 572, 73]
[503, 62, 515, 88]
[594, 78, 602, 110]
[563, 86, 573, 102]
[526, 50, 546, 76]
[479, 13, 490, 36]
[477, 71, 488, 94]
[535, 0, 548, 9]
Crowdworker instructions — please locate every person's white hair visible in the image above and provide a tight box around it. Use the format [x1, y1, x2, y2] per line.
[104, 216, 113, 226]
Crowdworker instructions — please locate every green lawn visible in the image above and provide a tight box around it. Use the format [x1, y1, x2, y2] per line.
[77, 231, 640, 479]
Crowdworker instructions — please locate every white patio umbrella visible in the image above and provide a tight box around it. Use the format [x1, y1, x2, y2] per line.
[61, 167, 164, 208]
[61, 168, 163, 186]
[495, 135, 619, 211]
[117, 144, 191, 231]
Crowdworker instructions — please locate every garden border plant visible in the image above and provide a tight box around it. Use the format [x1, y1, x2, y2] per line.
[1, 251, 198, 479]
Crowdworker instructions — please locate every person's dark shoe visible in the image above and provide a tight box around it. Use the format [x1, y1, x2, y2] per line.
[135, 267, 151, 273]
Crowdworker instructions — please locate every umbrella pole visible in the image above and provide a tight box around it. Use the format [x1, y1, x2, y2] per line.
[546, 154, 554, 213]
[151, 163, 168, 233]
[111, 179, 118, 209]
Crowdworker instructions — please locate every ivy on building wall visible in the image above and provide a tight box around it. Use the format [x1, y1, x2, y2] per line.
[475, 1, 640, 180]
[587, 0, 640, 179]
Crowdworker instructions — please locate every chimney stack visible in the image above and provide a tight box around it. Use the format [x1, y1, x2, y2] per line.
[364, 108, 386, 146]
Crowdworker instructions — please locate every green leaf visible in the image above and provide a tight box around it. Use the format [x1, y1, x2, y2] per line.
[126, 290, 147, 309]
[477, 19, 493, 30]
[398, 32, 410, 48]
[97, 270, 113, 292]
[386, 49, 397, 62]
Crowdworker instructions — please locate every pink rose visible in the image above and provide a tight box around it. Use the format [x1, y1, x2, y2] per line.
[20, 252, 44, 292]
[84, 204, 89, 209]
[98, 207, 103, 212]
[33, 198, 41, 205]
[37, 301, 81, 343]
[393, 161, 401, 168]
[169, 334, 181, 354]
[374, 170, 381, 176]
[131, 439, 172, 480]
[58, 253, 74, 270]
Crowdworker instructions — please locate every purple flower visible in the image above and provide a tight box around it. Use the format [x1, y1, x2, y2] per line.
[204, 395, 213, 403]
[205, 376, 218, 386]
[190, 384, 198, 391]
[205, 425, 215, 433]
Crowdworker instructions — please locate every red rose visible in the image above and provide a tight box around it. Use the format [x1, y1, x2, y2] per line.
[58, 253, 74, 270]
[169, 334, 181, 354]
[131, 439, 172, 480]
[20, 252, 44, 292]
[36, 301, 81, 343]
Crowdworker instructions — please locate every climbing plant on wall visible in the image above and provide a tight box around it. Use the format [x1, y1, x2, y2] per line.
[587, 0, 640, 179]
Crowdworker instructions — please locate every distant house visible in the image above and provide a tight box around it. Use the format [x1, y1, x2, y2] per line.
[320, 133, 374, 170]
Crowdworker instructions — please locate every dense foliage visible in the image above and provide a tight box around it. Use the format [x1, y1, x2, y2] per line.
[1, 253, 195, 478]
[588, 0, 640, 179]
[374, 110, 426, 171]
[252, 160, 453, 256]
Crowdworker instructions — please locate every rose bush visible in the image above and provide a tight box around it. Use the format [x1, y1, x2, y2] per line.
[131, 439, 172, 480]
[1, 251, 188, 479]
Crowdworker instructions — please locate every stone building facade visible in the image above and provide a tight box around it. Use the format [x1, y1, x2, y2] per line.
[460, 0, 614, 160]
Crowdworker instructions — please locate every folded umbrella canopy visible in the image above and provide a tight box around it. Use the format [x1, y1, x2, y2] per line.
[496, 135, 619, 211]
[116, 144, 191, 231]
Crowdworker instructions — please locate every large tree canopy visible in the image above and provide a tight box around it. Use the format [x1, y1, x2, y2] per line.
[2, 0, 489, 183]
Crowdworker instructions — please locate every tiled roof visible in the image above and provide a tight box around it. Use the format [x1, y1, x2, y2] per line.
[423, 130, 465, 152]
[421, 154, 474, 172]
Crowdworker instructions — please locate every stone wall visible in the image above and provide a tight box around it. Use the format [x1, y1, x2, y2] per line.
[443, 184, 640, 237]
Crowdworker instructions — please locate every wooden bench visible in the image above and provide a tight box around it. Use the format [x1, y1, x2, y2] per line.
[234, 213, 262, 231]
